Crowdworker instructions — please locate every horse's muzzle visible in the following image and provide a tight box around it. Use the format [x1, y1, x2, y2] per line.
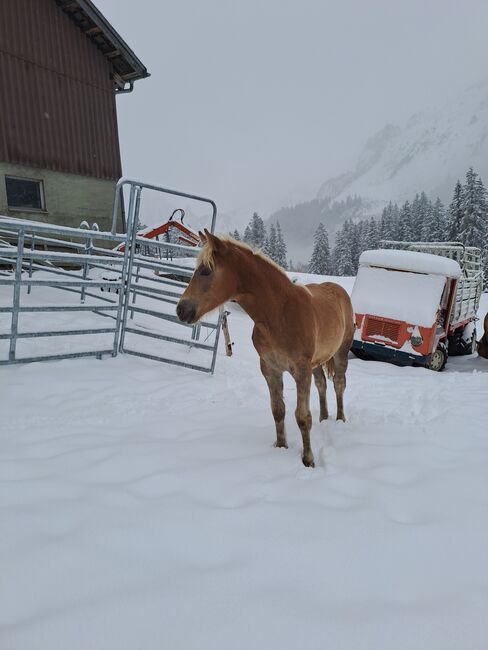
[176, 299, 197, 324]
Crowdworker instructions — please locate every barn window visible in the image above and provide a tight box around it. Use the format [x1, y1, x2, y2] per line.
[5, 176, 45, 211]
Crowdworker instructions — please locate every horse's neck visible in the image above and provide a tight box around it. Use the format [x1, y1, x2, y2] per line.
[233, 254, 292, 326]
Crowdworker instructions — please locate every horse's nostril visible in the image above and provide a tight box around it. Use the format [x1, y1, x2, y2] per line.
[177, 300, 197, 323]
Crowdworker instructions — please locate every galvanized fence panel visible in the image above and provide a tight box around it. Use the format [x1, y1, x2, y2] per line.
[0, 219, 129, 365]
[0, 179, 222, 372]
[112, 179, 222, 373]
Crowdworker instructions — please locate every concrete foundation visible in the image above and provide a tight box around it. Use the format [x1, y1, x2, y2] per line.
[0, 163, 122, 232]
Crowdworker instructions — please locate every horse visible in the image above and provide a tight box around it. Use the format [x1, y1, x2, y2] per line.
[478, 312, 488, 359]
[176, 230, 355, 467]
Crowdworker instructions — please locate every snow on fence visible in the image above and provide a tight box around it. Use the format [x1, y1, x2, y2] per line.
[0, 180, 222, 372]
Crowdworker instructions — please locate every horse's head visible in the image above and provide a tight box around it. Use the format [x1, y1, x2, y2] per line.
[176, 230, 238, 324]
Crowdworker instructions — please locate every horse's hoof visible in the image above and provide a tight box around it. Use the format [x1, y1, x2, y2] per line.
[302, 456, 315, 468]
[319, 413, 329, 422]
[275, 441, 288, 449]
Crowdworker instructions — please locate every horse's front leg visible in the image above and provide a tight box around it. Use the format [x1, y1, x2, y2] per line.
[292, 365, 314, 467]
[260, 358, 287, 449]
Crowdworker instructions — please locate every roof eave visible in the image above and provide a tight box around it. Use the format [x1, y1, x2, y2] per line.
[55, 0, 149, 86]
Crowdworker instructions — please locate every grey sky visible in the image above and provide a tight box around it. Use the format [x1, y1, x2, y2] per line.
[97, 0, 488, 225]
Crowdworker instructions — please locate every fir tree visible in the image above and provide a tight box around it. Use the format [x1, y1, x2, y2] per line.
[275, 222, 288, 269]
[363, 217, 379, 250]
[308, 223, 331, 275]
[421, 197, 446, 241]
[263, 223, 277, 260]
[243, 224, 252, 245]
[410, 193, 424, 239]
[232, 229, 241, 241]
[397, 200, 413, 241]
[447, 180, 464, 241]
[379, 202, 396, 241]
[333, 221, 355, 276]
[458, 168, 488, 248]
[349, 220, 362, 273]
[250, 212, 266, 249]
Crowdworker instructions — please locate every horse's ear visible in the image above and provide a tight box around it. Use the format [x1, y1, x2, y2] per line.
[198, 230, 207, 245]
[203, 228, 222, 251]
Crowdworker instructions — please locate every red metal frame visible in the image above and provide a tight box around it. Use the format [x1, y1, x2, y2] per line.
[115, 219, 200, 253]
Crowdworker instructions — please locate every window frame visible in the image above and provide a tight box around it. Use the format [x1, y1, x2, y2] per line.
[5, 175, 46, 212]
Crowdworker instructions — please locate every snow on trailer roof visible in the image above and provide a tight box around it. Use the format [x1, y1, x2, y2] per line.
[359, 249, 461, 278]
[352, 267, 446, 327]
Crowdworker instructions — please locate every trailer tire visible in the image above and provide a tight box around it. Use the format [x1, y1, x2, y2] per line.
[448, 325, 477, 356]
[427, 342, 448, 371]
[350, 348, 375, 362]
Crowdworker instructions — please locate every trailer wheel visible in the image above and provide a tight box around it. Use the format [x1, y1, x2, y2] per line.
[427, 342, 448, 371]
[351, 348, 370, 361]
[463, 325, 477, 355]
[448, 324, 477, 356]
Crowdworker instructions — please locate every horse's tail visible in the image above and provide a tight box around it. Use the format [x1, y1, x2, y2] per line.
[325, 358, 335, 379]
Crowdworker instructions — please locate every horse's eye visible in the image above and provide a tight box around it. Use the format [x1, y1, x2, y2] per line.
[200, 266, 212, 277]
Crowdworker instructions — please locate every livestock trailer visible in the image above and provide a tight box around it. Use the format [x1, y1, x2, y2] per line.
[351, 242, 483, 371]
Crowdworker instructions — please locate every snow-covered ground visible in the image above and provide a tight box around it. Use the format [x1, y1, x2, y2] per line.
[1, 273, 488, 650]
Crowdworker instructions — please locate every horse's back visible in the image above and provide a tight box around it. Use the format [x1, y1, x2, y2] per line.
[305, 281, 354, 361]
[306, 282, 353, 320]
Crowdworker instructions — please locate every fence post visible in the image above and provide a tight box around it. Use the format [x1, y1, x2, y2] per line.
[209, 309, 224, 374]
[80, 235, 93, 303]
[9, 230, 24, 361]
[27, 233, 35, 295]
[118, 186, 142, 352]
[112, 184, 136, 356]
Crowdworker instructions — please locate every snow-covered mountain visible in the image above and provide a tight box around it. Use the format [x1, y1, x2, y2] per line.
[317, 81, 488, 209]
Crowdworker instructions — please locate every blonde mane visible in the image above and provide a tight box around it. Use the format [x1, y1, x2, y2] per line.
[197, 235, 290, 279]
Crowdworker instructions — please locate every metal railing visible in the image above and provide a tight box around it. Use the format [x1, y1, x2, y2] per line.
[0, 218, 129, 364]
[0, 179, 223, 372]
[379, 239, 483, 327]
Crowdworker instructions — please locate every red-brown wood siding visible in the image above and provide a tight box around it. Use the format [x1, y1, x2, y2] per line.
[0, 0, 122, 180]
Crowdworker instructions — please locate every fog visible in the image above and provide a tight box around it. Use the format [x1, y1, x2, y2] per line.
[97, 0, 488, 226]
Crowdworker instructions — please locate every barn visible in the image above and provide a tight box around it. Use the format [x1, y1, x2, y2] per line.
[0, 0, 149, 231]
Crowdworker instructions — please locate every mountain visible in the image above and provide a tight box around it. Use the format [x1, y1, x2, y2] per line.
[268, 195, 367, 265]
[317, 81, 488, 208]
[272, 80, 488, 263]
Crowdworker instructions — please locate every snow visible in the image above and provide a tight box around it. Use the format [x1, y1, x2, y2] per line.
[1, 273, 488, 650]
[352, 265, 447, 327]
[359, 249, 461, 278]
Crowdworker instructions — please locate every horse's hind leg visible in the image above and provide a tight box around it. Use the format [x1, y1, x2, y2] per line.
[260, 358, 287, 448]
[332, 348, 349, 422]
[312, 366, 328, 421]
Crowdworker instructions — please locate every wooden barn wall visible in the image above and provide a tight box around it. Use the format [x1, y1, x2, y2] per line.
[0, 0, 122, 180]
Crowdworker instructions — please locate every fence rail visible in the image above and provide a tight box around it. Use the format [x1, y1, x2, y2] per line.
[0, 179, 222, 373]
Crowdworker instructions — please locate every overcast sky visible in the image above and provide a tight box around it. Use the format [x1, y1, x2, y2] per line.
[97, 0, 488, 224]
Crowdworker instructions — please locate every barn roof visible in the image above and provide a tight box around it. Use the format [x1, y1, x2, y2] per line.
[55, 0, 149, 92]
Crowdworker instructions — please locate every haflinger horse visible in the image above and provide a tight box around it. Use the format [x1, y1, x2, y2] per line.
[478, 312, 488, 359]
[176, 230, 355, 468]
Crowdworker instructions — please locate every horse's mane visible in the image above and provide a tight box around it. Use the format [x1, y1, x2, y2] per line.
[197, 235, 290, 280]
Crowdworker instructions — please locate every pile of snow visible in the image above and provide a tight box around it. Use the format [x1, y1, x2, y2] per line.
[1, 274, 488, 650]
[359, 249, 461, 278]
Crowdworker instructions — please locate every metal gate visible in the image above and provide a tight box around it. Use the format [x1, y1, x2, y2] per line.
[0, 179, 223, 373]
